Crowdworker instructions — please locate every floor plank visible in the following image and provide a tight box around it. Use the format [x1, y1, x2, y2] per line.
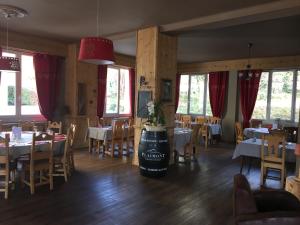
[0, 143, 294, 225]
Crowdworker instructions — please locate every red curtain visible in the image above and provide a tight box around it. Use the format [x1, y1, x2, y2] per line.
[129, 68, 135, 116]
[239, 70, 262, 128]
[208, 71, 229, 118]
[175, 74, 181, 112]
[33, 53, 62, 120]
[97, 65, 107, 117]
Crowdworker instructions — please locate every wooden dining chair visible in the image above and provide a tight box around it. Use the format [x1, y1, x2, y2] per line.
[200, 124, 209, 149]
[68, 123, 77, 173]
[181, 115, 192, 128]
[53, 124, 76, 182]
[100, 117, 112, 127]
[210, 117, 221, 124]
[47, 121, 62, 134]
[126, 118, 134, 155]
[21, 132, 54, 194]
[260, 134, 286, 188]
[175, 114, 181, 121]
[195, 116, 206, 125]
[186, 124, 201, 158]
[250, 119, 263, 128]
[105, 120, 125, 157]
[19, 121, 34, 131]
[235, 122, 244, 144]
[0, 134, 16, 199]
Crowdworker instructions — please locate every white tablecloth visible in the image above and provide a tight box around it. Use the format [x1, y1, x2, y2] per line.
[0, 132, 65, 159]
[174, 128, 192, 154]
[243, 128, 269, 138]
[174, 121, 221, 137]
[88, 126, 129, 144]
[232, 138, 296, 162]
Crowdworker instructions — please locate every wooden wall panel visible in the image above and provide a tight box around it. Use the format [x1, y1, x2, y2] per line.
[178, 55, 300, 74]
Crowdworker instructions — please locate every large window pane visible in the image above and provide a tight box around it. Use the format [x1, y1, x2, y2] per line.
[270, 71, 293, 120]
[119, 68, 130, 114]
[21, 55, 40, 115]
[105, 68, 119, 114]
[295, 71, 300, 122]
[0, 72, 16, 115]
[189, 75, 205, 114]
[252, 72, 269, 119]
[177, 75, 189, 114]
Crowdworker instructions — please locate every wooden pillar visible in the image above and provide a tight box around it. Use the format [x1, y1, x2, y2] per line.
[133, 27, 177, 166]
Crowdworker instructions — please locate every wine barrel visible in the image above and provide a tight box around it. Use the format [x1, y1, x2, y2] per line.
[138, 129, 170, 177]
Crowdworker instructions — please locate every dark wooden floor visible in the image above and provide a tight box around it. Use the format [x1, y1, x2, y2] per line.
[0, 143, 293, 225]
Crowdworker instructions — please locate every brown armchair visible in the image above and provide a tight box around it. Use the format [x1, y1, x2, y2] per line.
[233, 174, 300, 225]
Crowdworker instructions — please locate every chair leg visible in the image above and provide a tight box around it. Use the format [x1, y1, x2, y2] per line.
[260, 165, 264, 186]
[30, 170, 35, 195]
[49, 168, 53, 191]
[240, 156, 245, 174]
[280, 168, 285, 189]
[5, 172, 9, 199]
[63, 165, 68, 182]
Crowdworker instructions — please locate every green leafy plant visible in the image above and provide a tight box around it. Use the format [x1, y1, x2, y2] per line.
[146, 100, 165, 126]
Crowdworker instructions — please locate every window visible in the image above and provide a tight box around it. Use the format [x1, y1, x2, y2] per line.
[177, 74, 212, 116]
[0, 51, 42, 120]
[252, 70, 300, 122]
[105, 66, 131, 116]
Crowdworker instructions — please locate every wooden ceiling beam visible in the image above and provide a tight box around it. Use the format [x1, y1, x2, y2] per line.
[160, 0, 300, 32]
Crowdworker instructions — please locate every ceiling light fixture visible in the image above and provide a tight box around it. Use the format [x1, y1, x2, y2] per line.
[238, 43, 260, 80]
[0, 5, 27, 72]
[78, 0, 115, 65]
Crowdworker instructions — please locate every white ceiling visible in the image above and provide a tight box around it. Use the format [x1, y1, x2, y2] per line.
[0, 0, 299, 62]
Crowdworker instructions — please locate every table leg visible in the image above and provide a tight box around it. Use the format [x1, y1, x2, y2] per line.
[240, 156, 245, 174]
[89, 138, 93, 153]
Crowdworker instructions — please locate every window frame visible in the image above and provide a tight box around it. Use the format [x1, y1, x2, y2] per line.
[104, 65, 131, 117]
[253, 69, 300, 122]
[177, 74, 210, 116]
[0, 50, 44, 122]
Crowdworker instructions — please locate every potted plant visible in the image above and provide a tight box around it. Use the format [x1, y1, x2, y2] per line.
[144, 100, 166, 131]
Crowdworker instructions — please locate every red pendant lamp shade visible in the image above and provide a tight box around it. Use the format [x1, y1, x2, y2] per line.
[0, 47, 20, 72]
[78, 37, 115, 65]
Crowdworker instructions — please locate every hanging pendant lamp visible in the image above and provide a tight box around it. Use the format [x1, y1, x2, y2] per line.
[0, 5, 27, 72]
[78, 0, 115, 65]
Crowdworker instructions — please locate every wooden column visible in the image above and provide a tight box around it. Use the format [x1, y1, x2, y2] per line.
[133, 27, 177, 166]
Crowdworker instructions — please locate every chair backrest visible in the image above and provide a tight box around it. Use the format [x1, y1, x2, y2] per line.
[175, 114, 181, 121]
[19, 121, 34, 131]
[210, 117, 221, 124]
[87, 117, 99, 127]
[112, 120, 124, 140]
[31, 133, 54, 164]
[250, 119, 262, 128]
[48, 121, 62, 134]
[191, 124, 201, 145]
[63, 124, 77, 159]
[181, 115, 191, 128]
[261, 134, 286, 162]
[195, 116, 206, 125]
[0, 133, 10, 163]
[128, 118, 134, 138]
[235, 122, 243, 144]
[283, 127, 298, 143]
[100, 117, 112, 126]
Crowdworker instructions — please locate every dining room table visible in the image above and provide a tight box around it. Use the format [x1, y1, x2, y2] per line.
[243, 127, 269, 139]
[174, 120, 222, 138]
[0, 131, 66, 159]
[232, 138, 296, 163]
